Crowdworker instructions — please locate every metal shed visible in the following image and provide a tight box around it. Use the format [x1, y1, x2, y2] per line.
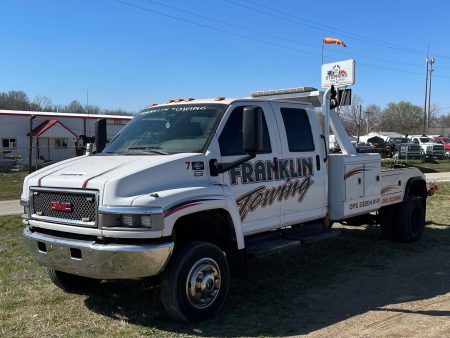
[0, 110, 133, 167]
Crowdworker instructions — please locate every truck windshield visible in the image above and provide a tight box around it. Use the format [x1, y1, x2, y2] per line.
[103, 104, 226, 155]
[419, 137, 431, 143]
[391, 138, 409, 143]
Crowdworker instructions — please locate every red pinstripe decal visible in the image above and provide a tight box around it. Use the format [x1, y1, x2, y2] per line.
[163, 202, 202, 218]
[344, 168, 364, 180]
[381, 185, 397, 195]
[81, 163, 129, 188]
[38, 163, 79, 186]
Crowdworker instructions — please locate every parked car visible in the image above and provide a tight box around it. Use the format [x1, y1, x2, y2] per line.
[385, 137, 422, 159]
[433, 136, 450, 157]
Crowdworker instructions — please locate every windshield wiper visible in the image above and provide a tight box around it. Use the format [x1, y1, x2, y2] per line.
[126, 146, 169, 155]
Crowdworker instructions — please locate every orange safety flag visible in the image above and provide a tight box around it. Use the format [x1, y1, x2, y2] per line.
[323, 37, 347, 47]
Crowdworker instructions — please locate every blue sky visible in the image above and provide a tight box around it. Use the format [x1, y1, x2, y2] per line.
[1, 0, 450, 114]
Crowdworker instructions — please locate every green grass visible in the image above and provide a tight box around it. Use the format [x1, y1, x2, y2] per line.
[1, 183, 450, 337]
[0, 172, 27, 201]
[382, 158, 450, 173]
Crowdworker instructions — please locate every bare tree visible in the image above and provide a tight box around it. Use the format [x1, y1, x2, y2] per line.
[33, 95, 54, 111]
[339, 95, 363, 136]
[0, 91, 32, 110]
[64, 100, 86, 114]
[427, 103, 440, 128]
[0, 89, 135, 116]
[364, 104, 382, 134]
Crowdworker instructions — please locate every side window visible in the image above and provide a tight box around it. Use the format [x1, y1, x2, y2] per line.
[55, 138, 68, 149]
[2, 138, 17, 148]
[219, 106, 272, 156]
[280, 108, 315, 152]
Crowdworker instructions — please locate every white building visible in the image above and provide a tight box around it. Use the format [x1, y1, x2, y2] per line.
[0, 110, 133, 166]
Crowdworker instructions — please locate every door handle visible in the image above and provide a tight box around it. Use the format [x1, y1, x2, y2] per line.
[321, 134, 328, 162]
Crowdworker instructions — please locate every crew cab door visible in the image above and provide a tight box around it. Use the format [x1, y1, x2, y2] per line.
[270, 102, 327, 225]
[217, 102, 282, 234]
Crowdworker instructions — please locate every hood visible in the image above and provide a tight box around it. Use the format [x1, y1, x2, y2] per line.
[24, 153, 211, 205]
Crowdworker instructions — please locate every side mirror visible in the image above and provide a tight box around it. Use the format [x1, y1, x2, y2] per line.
[95, 118, 107, 153]
[243, 106, 264, 154]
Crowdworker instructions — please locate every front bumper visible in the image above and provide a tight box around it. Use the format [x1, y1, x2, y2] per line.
[23, 227, 174, 279]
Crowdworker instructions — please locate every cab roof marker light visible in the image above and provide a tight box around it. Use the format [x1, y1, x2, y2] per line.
[250, 86, 318, 97]
[147, 103, 158, 108]
[185, 97, 195, 101]
[166, 99, 175, 103]
[215, 97, 225, 101]
[175, 98, 184, 102]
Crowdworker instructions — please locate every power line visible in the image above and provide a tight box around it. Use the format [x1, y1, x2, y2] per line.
[139, 0, 432, 70]
[226, 0, 450, 60]
[141, 0, 318, 49]
[111, 0, 450, 79]
[137, 0, 450, 76]
[111, 0, 321, 57]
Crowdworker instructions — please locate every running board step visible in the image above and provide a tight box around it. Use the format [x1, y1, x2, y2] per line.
[283, 228, 341, 244]
[245, 228, 341, 257]
[246, 238, 301, 256]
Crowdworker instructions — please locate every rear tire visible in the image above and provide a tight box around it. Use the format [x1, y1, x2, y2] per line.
[161, 241, 230, 323]
[395, 196, 425, 243]
[47, 268, 100, 293]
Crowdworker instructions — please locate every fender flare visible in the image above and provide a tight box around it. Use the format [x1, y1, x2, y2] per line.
[162, 195, 245, 250]
[404, 176, 427, 201]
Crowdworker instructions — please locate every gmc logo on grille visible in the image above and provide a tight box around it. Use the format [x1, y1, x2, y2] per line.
[49, 201, 72, 212]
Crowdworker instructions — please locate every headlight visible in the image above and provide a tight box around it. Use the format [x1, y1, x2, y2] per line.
[121, 215, 135, 227]
[140, 215, 152, 227]
[427, 146, 433, 151]
[98, 206, 164, 230]
[119, 214, 153, 228]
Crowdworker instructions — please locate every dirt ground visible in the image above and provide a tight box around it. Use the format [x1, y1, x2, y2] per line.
[302, 243, 450, 338]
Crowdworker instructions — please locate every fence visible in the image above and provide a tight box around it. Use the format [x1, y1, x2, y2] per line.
[1, 145, 88, 172]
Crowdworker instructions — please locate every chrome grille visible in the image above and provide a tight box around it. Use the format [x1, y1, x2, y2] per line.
[31, 188, 97, 227]
[407, 145, 421, 152]
[433, 145, 445, 154]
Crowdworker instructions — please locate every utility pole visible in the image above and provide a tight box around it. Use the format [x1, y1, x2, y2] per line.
[86, 89, 89, 115]
[427, 58, 435, 131]
[357, 104, 362, 144]
[423, 57, 429, 135]
[28, 115, 35, 174]
[366, 111, 370, 135]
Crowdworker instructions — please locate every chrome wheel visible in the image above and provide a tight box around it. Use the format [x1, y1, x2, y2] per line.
[161, 241, 230, 322]
[186, 257, 221, 309]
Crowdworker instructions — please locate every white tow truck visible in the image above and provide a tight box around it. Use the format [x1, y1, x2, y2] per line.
[21, 84, 433, 323]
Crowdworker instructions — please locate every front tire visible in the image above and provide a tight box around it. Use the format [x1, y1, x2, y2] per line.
[47, 268, 100, 293]
[161, 241, 230, 323]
